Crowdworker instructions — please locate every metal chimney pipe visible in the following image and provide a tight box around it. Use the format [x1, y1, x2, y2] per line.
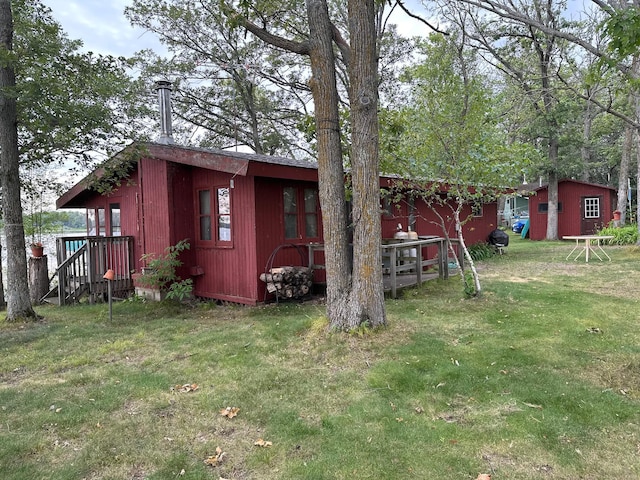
[154, 80, 174, 144]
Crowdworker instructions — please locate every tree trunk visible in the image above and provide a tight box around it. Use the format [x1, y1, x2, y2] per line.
[0, 241, 5, 308]
[618, 122, 633, 225]
[545, 138, 560, 240]
[617, 58, 639, 225]
[305, 0, 353, 326]
[580, 92, 594, 183]
[0, 0, 38, 321]
[28, 256, 49, 305]
[341, 0, 386, 329]
[238, 0, 385, 331]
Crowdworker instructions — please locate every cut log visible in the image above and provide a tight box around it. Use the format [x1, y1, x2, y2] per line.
[259, 266, 313, 299]
[29, 256, 49, 304]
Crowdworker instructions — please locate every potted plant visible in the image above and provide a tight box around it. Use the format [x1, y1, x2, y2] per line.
[29, 241, 44, 258]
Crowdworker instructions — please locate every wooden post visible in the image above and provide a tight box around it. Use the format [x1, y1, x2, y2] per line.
[28, 255, 49, 304]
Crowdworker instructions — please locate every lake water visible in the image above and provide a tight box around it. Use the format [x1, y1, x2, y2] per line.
[1, 233, 61, 290]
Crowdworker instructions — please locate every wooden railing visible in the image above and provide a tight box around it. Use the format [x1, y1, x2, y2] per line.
[48, 236, 134, 305]
[307, 237, 463, 299]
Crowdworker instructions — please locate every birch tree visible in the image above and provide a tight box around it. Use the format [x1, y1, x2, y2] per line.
[390, 32, 530, 295]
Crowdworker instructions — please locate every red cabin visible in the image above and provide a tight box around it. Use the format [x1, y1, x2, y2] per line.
[56, 142, 501, 305]
[527, 179, 618, 241]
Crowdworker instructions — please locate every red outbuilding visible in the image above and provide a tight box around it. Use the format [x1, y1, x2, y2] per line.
[527, 179, 618, 240]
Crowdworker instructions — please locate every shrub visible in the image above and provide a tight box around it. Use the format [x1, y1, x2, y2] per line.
[597, 224, 638, 245]
[138, 239, 193, 300]
[468, 241, 496, 261]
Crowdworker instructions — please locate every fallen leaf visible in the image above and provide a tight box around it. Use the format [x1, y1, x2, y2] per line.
[523, 402, 543, 410]
[173, 383, 199, 393]
[414, 406, 424, 414]
[476, 475, 492, 480]
[219, 406, 240, 418]
[254, 438, 273, 447]
[204, 446, 226, 466]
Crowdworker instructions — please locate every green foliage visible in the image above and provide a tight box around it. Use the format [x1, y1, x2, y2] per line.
[12, 0, 153, 186]
[125, 0, 310, 156]
[388, 33, 532, 193]
[603, 7, 640, 59]
[22, 210, 79, 242]
[468, 241, 496, 261]
[138, 240, 192, 297]
[598, 224, 639, 245]
[165, 278, 194, 302]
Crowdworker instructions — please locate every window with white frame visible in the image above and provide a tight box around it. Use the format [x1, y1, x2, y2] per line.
[197, 186, 232, 245]
[584, 197, 600, 218]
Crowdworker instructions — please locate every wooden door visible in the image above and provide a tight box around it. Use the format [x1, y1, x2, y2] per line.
[580, 195, 603, 235]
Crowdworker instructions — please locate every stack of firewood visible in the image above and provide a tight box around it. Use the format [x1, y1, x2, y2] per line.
[260, 266, 313, 299]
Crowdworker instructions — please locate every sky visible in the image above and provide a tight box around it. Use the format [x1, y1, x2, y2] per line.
[40, 0, 430, 58]
[40, 0, 161, 57]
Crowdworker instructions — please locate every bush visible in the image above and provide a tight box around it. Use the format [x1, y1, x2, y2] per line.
[138, 239, 193, 300]
[597, 224, 638, 245]
[468, 241, 496, 261]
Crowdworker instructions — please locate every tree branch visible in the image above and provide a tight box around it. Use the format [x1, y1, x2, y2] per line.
[395, 0, 449, 35]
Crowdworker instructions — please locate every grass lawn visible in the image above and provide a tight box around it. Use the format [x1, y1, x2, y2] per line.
[1, 234, 639, 479]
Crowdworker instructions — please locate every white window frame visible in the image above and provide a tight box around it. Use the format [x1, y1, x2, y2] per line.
[584, 197, 600, 219]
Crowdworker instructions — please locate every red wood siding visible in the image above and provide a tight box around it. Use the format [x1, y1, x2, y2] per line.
[254, 178, 323, 300]
[167, 162, 196, 280]
[381, 194, 499, 245]
[139, 158, 172, 257]
[528, 180, 617, 240]
[59, 146, 506, 305]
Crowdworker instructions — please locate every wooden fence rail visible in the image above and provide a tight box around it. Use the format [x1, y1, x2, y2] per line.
[307, 237, 463, 299]
[48, 236, 134, 305]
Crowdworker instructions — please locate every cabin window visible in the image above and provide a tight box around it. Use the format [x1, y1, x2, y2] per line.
[284, 186, 320, 240]
[538, 202, 563, 213]
[110, 203, 121, 236]
[284, 187, 298, 238]
[198, 189, 212, 241]
[304, 188, 318, 238]
[408, 197, 417, 230]
[87, 207, 106, 236]
[216, 187, 231, 242]
[584, 197, 600, 218]
[198, 186, 232, 245]
[381, 195, 393, 218]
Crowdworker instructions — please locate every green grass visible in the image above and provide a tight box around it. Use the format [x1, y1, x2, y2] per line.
[1, 234, 640, 479]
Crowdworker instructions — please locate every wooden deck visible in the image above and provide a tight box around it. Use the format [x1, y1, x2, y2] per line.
[42, 236, 134, 305]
